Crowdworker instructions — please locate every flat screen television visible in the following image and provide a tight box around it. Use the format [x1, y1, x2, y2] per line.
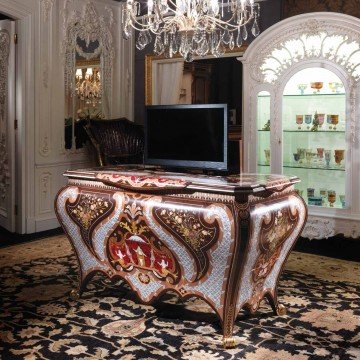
[145, 104, 228, 171]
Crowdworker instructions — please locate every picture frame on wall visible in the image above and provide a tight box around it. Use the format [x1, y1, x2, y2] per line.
[282, 0, 360, 19]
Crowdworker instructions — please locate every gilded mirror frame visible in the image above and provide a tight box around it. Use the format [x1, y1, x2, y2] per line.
[145, 45, 248, 105]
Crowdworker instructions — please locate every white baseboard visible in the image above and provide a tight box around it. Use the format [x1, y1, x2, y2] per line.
[26, 216, 60, 233]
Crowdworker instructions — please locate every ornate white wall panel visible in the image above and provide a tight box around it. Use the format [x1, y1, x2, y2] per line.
[0, 0, 134, 233]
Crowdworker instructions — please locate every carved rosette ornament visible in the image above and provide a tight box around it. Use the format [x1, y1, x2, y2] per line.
[62, 1, 114, 117]
[0, 30, 10, 202]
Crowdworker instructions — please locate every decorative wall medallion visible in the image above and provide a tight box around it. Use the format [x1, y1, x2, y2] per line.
[42, 63, 49, 89]
[40, 135, 50, 156]
[153, 204, 219, 281]
[107, 195, 181, 285]
[40, 0, 54, 22]
[0, 30, 10, 202]
[40, 172, 51, 195]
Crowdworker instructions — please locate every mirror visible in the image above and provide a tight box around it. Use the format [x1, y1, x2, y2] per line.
[63, 3, 114, 151]
[145, 54, 243, 138]
[64, 37, 103, 150]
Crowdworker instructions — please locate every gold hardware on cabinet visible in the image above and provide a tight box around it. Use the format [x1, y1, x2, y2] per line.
[14, 33, 18, 44]
[278, 139, 282, 144]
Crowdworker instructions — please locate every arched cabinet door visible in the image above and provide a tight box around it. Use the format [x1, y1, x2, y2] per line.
[241, 12, 360, 239]
[0, 20, 16, 232]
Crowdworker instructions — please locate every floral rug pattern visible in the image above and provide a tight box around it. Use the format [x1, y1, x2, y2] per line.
[0, 237, 359, 359]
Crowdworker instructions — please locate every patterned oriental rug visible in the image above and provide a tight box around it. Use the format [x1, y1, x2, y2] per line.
[0, 236, 359, 360]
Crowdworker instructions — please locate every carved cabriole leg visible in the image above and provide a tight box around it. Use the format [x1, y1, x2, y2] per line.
[265, 292, 287, 316]
[70, 289, 80, 301]
[221, 200, 248, 349]
[69, 270, 97, 301]
[222, 304, 237, 349]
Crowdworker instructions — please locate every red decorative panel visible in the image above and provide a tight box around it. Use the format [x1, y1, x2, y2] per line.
[107, 195, 181, 285]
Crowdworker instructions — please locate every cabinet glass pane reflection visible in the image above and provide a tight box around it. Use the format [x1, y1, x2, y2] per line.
[282, 68, 346, 209]
[257, 91, 270, 174]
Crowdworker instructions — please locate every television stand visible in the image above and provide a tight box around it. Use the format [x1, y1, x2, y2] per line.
[55, 166, 307, 348]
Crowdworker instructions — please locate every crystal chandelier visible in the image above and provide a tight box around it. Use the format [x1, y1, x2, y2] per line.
[75, 68, 102, 104]
[122, 0, 261, 61]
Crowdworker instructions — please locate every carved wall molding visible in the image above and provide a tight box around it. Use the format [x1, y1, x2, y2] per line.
[42, 63, 49, 89]
[0, 29, 10, 203]
[39, 134, 50, 156]
[40, 0, 54, 22]
[62, 1, 115, 118]
[39, 171, 52, 213]
[302, 216, 360, 240]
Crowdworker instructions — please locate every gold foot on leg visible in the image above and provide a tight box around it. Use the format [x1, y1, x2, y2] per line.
[276, 303, 287, 316]
[223, 336, 237, 349]
[70, 289, 80, 301]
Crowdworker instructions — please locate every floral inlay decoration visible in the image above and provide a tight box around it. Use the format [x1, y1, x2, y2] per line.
[66, 191, 115, 244]
[153, 205, 219, 281]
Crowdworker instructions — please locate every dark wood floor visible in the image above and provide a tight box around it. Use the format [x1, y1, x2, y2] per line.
[0, 226, 359, 262]
[0, 227, 63, 248]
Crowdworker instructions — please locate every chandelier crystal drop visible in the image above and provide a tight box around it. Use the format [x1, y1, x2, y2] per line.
[122, 0, 261, 61]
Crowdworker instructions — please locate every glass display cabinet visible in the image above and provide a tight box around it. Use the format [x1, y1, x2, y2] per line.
[283, 68, 345, 209]
[241, 12, 360, 239]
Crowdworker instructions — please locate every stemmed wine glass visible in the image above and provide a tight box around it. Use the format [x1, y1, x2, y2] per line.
[328, 190, 336, 207]
[296, 115, 303, 130]
[324, 150, 331, 168]
[331, 115, 339, 130]
[297, 84, 307, 95]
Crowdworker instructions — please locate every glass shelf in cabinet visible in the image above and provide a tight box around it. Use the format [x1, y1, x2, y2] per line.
[306, 202, 344, 209]
[283, 93, 346, 97]
[259, 93, 346, 98]
[282, 163, 345, 171]
[283, 130, 345, 133]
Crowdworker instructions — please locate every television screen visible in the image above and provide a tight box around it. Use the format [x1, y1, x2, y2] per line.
[145, 104, 228, 171]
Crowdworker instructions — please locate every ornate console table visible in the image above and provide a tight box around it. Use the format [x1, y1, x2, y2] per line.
[55, 166, 307, 348]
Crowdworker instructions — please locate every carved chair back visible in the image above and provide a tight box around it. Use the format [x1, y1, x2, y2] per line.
[84, 118, 144, 166]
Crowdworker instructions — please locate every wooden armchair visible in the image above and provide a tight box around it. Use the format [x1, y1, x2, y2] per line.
[84, 118, 144, 166]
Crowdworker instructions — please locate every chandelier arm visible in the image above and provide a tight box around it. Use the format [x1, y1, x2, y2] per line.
[201, 15, 242, 31]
